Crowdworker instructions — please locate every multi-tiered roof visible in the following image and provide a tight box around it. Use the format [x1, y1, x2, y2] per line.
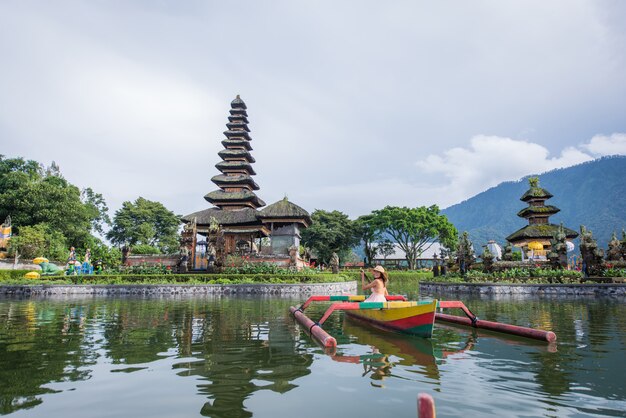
[204, 96, 265, 210]
[506, 177, 578, 245]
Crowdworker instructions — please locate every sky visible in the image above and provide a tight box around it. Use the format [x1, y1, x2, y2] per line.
[1, 0, 625, 221]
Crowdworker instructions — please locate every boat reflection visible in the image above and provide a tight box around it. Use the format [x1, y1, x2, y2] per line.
[331, 318, 474, 385]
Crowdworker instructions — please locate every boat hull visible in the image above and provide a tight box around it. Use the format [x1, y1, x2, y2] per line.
[345, 300, 437, 338]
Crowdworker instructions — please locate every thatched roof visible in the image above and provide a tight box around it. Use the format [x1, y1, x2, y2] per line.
[506, 224, 578, 243]
[181, 207, 260, 226]
[231, 95, 247, 109]
[211, 174, 259, 190]
[221, 138, 252, 151]
[217, 149, 256, 163]
[226, 121, 250, 132]
[228, 115, 249, 124]
[215, 161, 256, 175]
[520, 178, 553, 202]
[223, 130, 252, 140]
[204, 189, 265, 207]
[258, 198, 311, 225]
[517, 205, 560, 218]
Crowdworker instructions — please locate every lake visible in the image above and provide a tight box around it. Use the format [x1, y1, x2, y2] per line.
[0, 281, 624, 417]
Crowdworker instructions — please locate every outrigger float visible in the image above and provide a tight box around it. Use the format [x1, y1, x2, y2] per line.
[289, 295, 556, 348]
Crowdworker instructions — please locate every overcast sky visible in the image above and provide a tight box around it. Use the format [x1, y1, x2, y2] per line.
[1, 1, 625, 221]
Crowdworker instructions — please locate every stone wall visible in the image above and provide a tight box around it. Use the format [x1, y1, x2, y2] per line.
[419, 282, 626, 297]
[0, 281, 357, 296]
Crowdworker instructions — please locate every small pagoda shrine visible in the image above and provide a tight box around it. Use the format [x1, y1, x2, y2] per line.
[182, 96, 311, 270]
[506, 177, 578, 259]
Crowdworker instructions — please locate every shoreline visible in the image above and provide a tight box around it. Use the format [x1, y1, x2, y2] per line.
[0, 281, 358, 296]
[419, 281, 626, 296]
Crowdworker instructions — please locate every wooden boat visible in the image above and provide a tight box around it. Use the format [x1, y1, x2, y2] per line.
[343, 299, 437, 338]
[290, 295, 556, 349]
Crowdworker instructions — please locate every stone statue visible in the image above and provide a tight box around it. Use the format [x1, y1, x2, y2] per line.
[548, 224, 568, 269]
[606, 232, 623, 261]
[121, 244, 130, 265]
[439, 248, 448, 276]
[481, 247, 495, 273]
[579, 225, 604, 277]
[288, 245, 299, 268]
[178, 244, 190, 273]
[502, 242, 514, 261]
[39, 261, 62, 275]
[330, 252, 340, 274]
[456, 232, 475, 276]
[432, 253, 439, 277]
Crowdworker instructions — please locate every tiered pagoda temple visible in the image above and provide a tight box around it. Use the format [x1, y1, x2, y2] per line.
[182, 96, 310, 269]
[506, 177, 578, 258]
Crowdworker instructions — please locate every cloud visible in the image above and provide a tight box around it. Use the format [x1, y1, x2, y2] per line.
[412, 134, 626, 208]
[1, 1, 625, 222]
[581, 133, 626, 156]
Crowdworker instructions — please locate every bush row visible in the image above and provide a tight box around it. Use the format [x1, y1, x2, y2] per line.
[0, 272, 354, 286]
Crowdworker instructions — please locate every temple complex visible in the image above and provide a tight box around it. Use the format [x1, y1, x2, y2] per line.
[506, 177, 578, 259]
[182, 96, 310, 270]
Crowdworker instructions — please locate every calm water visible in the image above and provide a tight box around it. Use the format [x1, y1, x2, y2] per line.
[0, 283, 624, 418]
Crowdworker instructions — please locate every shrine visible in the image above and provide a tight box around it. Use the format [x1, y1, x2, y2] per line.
[506, 177, 578, 259]
[181, 96, 311, 270]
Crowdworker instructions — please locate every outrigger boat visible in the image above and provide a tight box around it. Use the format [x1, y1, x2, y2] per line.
[289, 295, 556, 349]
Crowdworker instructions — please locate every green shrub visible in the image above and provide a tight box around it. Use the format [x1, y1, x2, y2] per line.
[0, 272, 353, 285]
[604, 268, 626, 278]
[0, 270, 33, 281]
[131, 244, 161, 255]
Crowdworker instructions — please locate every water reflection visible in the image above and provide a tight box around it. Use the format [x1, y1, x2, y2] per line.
[331, 319, 475, 387]
[0, 293, 624, 417]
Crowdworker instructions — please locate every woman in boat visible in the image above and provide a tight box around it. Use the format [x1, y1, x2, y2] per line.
[361, 265, 389, 302]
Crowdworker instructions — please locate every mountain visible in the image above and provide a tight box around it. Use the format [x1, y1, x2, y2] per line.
[441, 156, 626, 249]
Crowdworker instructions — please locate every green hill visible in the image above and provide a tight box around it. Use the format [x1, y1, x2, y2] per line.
[441, 155, 626, 249]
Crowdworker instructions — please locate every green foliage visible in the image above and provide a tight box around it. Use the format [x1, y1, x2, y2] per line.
[370, 205, 457, 270]
[8, 223, 67, 260]
[301, 210, 359, 264]
[437, 268, 584, 284]
[604, 268, 626, 278]
[0, 156, 109, 248]
[131, 244, 162, 255]
[223, 262, 296, 275]
[83, 236, 122, 269]
[81, 187, 111, 235]
[0, 272, 352, 285]
[0, 270, 33, 281]
[354, 214, 395, 267]
[107, 197, 180, 253]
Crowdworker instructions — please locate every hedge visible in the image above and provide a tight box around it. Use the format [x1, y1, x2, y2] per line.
[0, 272, 354, 286]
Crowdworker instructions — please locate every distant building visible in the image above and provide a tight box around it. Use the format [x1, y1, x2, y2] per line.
[506, 177, 577, 259]
[372, 243, 444, 269]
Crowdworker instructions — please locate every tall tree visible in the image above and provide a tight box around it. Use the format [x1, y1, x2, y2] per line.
[354, 214, 387, 267]
[0, 155, 109, 247]
[371, 205, 457, 270]
[301, 210, 358, 265]
[107, 197, 181, 253]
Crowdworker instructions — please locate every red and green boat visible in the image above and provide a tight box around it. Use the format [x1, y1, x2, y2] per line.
[290, 295, 556, 349]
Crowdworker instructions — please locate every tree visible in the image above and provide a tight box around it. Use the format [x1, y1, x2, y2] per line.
[354, 215, 399, 266]
[371, 205, 457, 270]
[81, 187, 111, 235]
[301, 210, 359, 265]
[0, 156, 109, 247]
[8, 223, 67, 261]
[107, 197, 181, 253]
[354, 214, 385, 267]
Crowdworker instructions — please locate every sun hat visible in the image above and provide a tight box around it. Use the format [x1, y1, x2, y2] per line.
[371, 265, 386, 274]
